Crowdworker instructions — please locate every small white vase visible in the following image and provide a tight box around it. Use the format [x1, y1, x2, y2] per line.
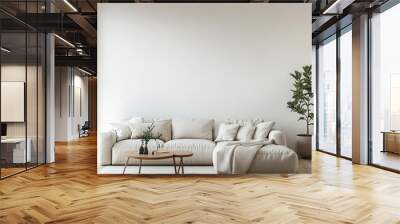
[296, 134, 312, 159]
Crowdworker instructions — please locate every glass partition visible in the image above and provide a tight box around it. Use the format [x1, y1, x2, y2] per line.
[27, 31, 38, 169]
[0, 32, 28, 177]
[0, 2, 46, 179]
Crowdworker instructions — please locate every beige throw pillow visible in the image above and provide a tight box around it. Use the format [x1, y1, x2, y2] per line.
[109, 123, 132, 142]
[236, 125, 256, 141]
[130, 120, 172, 142]
[253, 121, 275, 140]
[215, 123, 240, 142]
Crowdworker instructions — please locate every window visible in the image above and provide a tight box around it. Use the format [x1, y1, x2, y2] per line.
[339, 28, 352, 158]
[316, 25, 353, 159]
[370, 3, 400, 171]
[317, 36, 337, 154]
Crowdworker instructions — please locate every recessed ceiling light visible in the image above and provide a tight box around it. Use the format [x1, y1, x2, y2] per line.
[322, 0, 355, 15]
[1, 47, 11, 53]
[54, 34, 75, 48]
[78, 67, 93, 76]
[323, 0, 343, 14]
[63, 0, 78, 12]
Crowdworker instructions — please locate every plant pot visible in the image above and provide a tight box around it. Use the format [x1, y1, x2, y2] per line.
[296, 134, 312, 159]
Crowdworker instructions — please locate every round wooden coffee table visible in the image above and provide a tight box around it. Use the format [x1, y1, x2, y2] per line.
[123, 152, 174, 174]
[173, 152, 194, 174]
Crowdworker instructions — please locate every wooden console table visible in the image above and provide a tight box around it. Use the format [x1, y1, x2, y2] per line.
[382, 131, 400, 154]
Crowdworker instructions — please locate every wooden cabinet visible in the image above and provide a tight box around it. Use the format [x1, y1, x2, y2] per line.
[382, 132, 400, 154]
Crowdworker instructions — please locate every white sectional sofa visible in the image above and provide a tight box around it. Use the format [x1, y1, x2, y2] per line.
[98, 118, 299, 173]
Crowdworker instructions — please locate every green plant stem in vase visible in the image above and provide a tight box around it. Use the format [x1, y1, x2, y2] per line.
[138, 123, 162, 155]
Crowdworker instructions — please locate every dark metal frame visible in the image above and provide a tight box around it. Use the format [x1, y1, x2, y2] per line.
[367, 0, 400, 173]
[0, 0, 48, 180]
[316, 0, 400, 172]
[315, 23, 353, 161]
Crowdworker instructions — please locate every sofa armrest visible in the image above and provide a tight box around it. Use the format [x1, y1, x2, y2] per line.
[98, 131, 117, 166]
[268, 130, 287, 146]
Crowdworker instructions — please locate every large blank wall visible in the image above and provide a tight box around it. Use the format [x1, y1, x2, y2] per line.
[98, 3, 311, 147]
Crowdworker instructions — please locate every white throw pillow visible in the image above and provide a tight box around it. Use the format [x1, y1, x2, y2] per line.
[236, 125, 256, 141]
[130, 120, 172, 142]
[109, 123, 132, 142]
[172, 119, 214, 140]
[253, 121, 275, 140]
[128, 117, 144, 124]
[225, 118, 264, 126]
[215, 123, 240, 142]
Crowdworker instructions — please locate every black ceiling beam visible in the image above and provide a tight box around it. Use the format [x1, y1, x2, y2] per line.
[14, 13, 83, 32]
[55, 55, 96, 70]
[312, 14, 352, 44]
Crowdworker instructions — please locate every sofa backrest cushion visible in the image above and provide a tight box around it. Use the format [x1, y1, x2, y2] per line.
[172, 119, 214, 140]
[109, 123, 132, 142]
[128, 116, 144, 123]
[130, 120, 172, 142]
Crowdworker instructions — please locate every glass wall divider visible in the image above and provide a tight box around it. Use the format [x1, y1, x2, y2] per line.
[0, 1, 47, 180]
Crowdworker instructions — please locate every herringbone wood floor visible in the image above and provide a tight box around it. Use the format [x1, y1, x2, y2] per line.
[1, 135, 400, 224]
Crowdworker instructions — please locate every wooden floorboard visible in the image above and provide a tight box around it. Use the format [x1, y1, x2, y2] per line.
[1, 135, 400, 223]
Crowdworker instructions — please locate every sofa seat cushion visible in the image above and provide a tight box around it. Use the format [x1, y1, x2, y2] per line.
[112, 139, 164, 164]
[248, 144, 298, 173]
[112, 139, 215, 165]
[163, 139, 215, 165]
[213, 142, 298, 173]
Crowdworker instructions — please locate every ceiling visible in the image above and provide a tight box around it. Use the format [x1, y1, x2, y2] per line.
[0, 0, 391, 75]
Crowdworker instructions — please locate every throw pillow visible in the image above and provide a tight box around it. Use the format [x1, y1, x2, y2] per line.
[253, 121, 275, 140]
[109, 123, 132, 142]
[236, 125, 256, 141]
[215, 123, 240, 142]
[129, 120, 172, 142]
[154, 120, 172, 142]
[225, 118, 264, 126]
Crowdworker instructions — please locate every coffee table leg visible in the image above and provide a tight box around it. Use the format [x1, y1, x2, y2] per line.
[176, 158, 181, 174]
[123, 157, 130, 174]
[173, 156, 177, 174]
[138, 159, 142, 175]
[180, 157, 184, 174]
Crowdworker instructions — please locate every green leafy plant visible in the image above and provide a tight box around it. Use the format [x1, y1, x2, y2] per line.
[138, 123, 162, 144]
[287, 65, 314, 135]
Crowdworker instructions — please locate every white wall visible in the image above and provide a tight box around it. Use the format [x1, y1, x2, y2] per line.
[55, 67, 89, 141]
[98, 3, 311, 147]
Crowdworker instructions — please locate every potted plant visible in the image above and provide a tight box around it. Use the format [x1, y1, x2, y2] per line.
[138, 123, 162, 155]
[287, 65, 314, 159]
